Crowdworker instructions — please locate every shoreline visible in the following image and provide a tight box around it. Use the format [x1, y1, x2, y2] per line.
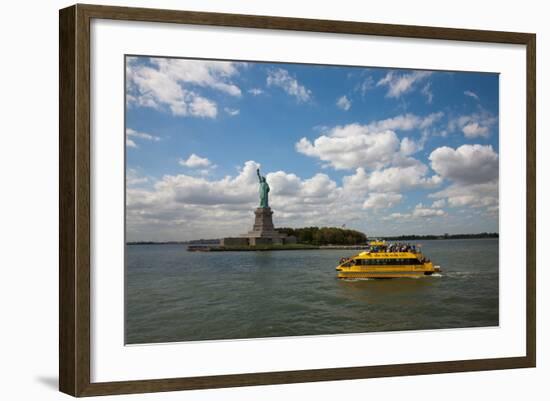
[187, 244, 377, 252]
[127, 236, 499, 247]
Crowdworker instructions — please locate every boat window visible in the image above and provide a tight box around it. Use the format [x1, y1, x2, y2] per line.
[352, 256, 426, 265]
[363, 258, 426, 265]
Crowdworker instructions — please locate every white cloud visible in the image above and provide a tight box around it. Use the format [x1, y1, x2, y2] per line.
[301, 174, 338, 198]
[462, 122, 489, 138]
[387, 212, 409, 219]
[363, 193, 403, 209]
[264, 171, 302, 196]
[248, 88, 264, 96]
[188, 97, 217, 118]
[431, 199, 446, 208]
[377, 70, 432, 98]
[126, 128, 160, 142]
[430, 181, 498, 209]
[448, 110, 497, 138]
[295, 113, 443, 171]
[429, 144, 498, 185]
[356, 76, 374, 96]
[464, 90, 479, 100]
[399, 137, 417, 156]
[179, 154, 212, 168]
[126, 169, 149, 186]
[421, 83, 434, 103]
[383, 203, 446, 220]
[429, 144, 499, 211]
[224, 107, 240, 116]
[340, 167, 370, 191]
[296, 128, 400, 170]
[364, 163, 441, 192]
[267, 171, 338, 200]
[126, 128, 161, 148]
[336, 95, 352, 110]
[366, 112, 443, 132]
[150, 58, 242, 96]
[342, 159, 441, 194]
[154, 161, 260, 207]
[411, 203, 447, 218]
[126, 58, 244, 118]
[267, 68, 312, 102]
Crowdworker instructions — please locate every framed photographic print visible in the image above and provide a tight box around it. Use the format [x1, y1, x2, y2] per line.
[59, 4, 536, 397]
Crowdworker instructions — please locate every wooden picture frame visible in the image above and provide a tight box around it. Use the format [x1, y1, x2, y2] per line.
[59, 3, 536, 397]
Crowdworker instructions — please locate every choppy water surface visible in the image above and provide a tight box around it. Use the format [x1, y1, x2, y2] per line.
[125, 239, 498, 344]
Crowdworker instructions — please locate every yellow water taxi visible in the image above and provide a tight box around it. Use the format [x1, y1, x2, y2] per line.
[336, 240, 440, 279]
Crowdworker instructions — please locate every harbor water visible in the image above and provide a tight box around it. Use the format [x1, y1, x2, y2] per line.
[125, 238, 498, 344]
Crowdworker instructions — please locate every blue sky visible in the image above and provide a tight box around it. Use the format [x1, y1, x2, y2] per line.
[125, 56, 499, 242]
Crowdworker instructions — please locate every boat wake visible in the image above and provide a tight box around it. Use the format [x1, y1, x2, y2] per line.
[340, 273, 443, 282]
[444, 271, 476, 278]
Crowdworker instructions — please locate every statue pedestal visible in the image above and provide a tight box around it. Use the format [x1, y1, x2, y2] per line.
[244, 207, 285, 245]
[252, 208, 275, 232]
[220, 207, 297, 247]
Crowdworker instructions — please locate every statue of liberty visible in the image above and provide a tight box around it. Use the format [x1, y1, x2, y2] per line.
[256, 168, 270, 208]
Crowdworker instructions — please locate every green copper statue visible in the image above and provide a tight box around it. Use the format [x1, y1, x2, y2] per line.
[256, 168, 270, 208]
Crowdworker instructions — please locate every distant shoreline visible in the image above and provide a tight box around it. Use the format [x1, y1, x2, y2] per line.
[380, 233, 498, 241]
[126, 233, 498, 245]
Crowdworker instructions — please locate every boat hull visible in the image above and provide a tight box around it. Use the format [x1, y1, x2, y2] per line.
[336, 263, 439, 279]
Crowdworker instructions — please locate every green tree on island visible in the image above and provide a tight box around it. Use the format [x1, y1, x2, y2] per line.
[278, 226, 367, 246]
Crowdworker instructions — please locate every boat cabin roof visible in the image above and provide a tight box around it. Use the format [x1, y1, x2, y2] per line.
[356, 251, 421, 259]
